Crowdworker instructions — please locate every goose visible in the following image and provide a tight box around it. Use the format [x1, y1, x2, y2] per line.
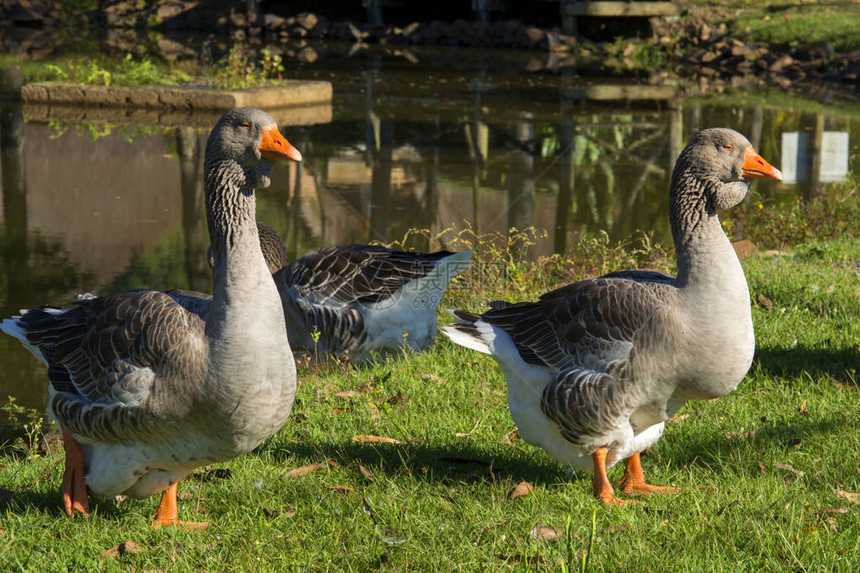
[442, 128, 782, 505]
[209, 223, 472, 362]
[1, 107, 303, 527]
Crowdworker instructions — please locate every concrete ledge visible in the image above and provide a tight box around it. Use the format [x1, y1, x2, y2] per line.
[561, 1, 680, 17]
[21, 80, 332, 111]
[22, 102, 332, 128]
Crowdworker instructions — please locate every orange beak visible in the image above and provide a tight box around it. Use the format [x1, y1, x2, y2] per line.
[259, 125, 303, 162]
[742, 146, 782, 180]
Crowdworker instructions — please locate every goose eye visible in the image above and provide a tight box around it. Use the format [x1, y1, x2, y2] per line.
[723, 144, 734, 151]
[240, 122, 251, 130]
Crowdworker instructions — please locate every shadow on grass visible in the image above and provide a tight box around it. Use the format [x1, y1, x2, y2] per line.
[666, 413, 849, 478]
[0, 484, 127, 520]
[260, 439, 577, 487]
[753, 347, 858, 384]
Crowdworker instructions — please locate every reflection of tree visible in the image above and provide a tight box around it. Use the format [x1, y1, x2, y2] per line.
[175, 127, 209, 293]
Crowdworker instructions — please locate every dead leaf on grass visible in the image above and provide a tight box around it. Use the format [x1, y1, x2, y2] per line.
[724, 428, 759, 440]
[285, 460, 338, 478]
[334, 390, 363, 399]
[756, 294, 774, 312]
[667, 414, 690, 423]
[420, 373, 445, 383]
[263, 507, 297, 518]
[834, 490, 859, 504]
[510, 481, 533, 500]
[757, 461, 766, 474]
[503, 430, 521, 447]
[604, 524, 631, 533]
[826, 517, 839, 532]
[352, 434, 405, 444]
[100, 540, 143, 560]
[359, 465, 374, 482]
[327, 485, 356, 495]
[529, 525, 560, 542]
[773, 463, 804, 477]
[815, 507, 849, 517]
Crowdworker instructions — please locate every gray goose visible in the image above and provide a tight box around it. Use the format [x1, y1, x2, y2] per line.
[210, 223, 472, 362]
[442, 128, 782, 505]
[1, 107, 302, 527]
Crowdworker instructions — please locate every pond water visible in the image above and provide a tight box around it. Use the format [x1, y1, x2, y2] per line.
[1, 46, 858, 437]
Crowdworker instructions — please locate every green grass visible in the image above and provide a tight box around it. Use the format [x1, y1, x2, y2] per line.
[732, 2, 860, 53]
[1, 194, 858, 570]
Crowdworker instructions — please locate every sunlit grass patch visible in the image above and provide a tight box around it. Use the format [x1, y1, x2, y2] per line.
[1, 189, 858, 569]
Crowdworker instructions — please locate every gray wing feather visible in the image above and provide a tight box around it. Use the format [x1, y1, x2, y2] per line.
[285, 245, 456, 306]
[19, 289, 208, 443]
[541, 368, 630, 445]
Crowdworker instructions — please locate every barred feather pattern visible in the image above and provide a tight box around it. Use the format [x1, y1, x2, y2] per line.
[285, 245, 454, 306]
[20, 290, 208, 444]
[279, 244, 465, 356]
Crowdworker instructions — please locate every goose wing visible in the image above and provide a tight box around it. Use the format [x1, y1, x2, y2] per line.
[478, 277, 676, 374]
[284, 245, 456, 307]
[19, 289, 208, 442]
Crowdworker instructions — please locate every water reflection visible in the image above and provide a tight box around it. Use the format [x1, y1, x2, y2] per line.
[1, 57, 858, 427]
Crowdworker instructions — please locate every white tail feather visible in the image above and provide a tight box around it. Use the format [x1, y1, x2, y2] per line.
[440, 324, 491, 354]
[1, 317, 47, 365]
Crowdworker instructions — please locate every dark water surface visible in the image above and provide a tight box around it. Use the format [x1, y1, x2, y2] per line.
[1, 48, 858, 434]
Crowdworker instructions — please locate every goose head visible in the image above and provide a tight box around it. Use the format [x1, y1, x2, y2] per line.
[205, 107, 303, 191]
[672, 128, 782, 215]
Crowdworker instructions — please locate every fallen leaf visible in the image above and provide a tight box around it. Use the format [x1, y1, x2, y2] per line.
[114, 495, 128, 506]
[826, 517, 839, 532]
[834, 490, 859, 504]
[757, 461, 766, 474]
[773, 463, 804, 477]
[724, 429, 758, 440]
[327, 485, 356, 495]
[815, 507, 849, 516]
[191, 468, 232, 482]
[510, 481, 534, 500]
[798, 400, 808, 415]
[100, 541, 143, 560]
[529, 525, 560, 542]
[262, 506, 296, 518]
[359, 465, 374, 482]
[420, 373, 445, 383]
[352, 434, 405, 444]
[756, 294, 774, 312]
[362, 498, 376, 520]
[285, 460, 338, 478]
[386, 392, 408, 407]
[667, 414, 690, 423]
[330, 408, 346, 415]
[193, 505, 209, 513]
[334, 390, 363, 399]
[604, 524, 631, 533]
[503, 430, 521, 447]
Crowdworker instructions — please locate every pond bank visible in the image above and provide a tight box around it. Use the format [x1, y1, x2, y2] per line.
[1, 1, 858, 89]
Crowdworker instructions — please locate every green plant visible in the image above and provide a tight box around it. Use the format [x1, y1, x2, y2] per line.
[1, 397, 50, 458]
[259, 48, 285, 82]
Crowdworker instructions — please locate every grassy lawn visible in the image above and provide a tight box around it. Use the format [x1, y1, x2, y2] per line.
[1, 188, 858, 570]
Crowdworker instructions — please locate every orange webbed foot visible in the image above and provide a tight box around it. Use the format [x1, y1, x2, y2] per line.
[617, 452, 681, 496]
[151, 482, 210, 530]
[60, 425, 90, 516]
